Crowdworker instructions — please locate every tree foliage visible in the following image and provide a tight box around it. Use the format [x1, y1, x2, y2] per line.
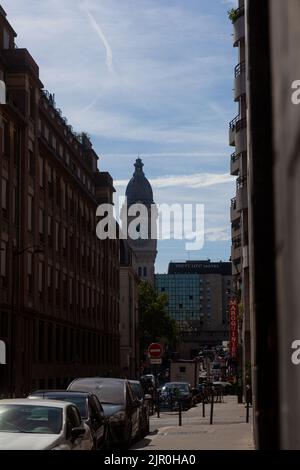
[138, 281, 179, 352]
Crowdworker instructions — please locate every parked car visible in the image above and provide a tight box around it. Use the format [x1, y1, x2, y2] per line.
[0, 399, 93, 450]
[129, 380, 150, 438]
[67, 377, 140, 449]
[28, 390, 108, 450]
[159, 382, 193, 410]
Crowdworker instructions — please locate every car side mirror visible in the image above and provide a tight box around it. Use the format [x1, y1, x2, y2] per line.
[71, 427, 85, 440]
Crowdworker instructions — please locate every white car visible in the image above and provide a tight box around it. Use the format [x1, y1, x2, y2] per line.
[0, 399, 93, 450]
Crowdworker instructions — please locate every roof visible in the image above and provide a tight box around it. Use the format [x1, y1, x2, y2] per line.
[125, 158, 154, 206]
[0, 399, 69, 408]
[68, 377, 126, 388]
[29, 390, 92, 398]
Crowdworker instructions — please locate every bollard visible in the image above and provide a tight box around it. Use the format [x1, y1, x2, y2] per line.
[179, 400, 182, 426]
[210, 388, 214, 425]
[157, 398, 160, 419]
[246, 400, 249, 423]
[202, 399, 205, 418]
[246, 386, 250, 423]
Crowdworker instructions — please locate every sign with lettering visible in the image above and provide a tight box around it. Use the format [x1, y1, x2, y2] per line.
[229, 300, 238, 358]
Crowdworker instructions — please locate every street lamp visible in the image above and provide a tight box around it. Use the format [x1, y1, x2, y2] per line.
[9, 245, 43, 397]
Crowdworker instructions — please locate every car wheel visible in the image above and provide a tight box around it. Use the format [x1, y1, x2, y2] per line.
[121, 421, 132, 450]
[145, 418, 150, 436]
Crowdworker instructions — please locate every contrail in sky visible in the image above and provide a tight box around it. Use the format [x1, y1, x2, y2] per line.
[84, 7, 114, 73]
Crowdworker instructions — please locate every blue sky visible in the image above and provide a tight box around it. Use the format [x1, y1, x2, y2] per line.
[3, 0, 238, 273]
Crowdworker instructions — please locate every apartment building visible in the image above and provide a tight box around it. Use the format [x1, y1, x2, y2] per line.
[0, 7, 120, 396]
[229, 0, 251, 388]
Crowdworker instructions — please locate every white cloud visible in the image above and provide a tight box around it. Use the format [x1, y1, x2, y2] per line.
[114, 172, 234, 189]
[205, 227, 231, 242]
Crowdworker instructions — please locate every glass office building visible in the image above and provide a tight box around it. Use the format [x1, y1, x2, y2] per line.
[155, 261, 233, 354]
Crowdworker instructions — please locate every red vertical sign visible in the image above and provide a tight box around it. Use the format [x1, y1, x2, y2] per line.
[229, 299, 238, 358]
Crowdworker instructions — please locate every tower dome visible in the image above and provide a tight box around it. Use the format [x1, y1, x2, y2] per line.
[125, 158, 154, 206]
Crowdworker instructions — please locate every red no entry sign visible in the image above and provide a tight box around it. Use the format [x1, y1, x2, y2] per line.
[148, 343, 163, 358]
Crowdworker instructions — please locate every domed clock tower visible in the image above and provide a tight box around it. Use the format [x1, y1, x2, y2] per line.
[122, 158, 157, 285]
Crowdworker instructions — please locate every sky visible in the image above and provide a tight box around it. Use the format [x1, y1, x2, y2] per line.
[3, 0, 238, 273]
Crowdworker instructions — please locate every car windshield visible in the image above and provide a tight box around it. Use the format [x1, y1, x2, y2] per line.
[0, 405, 62, 434]
[95, 384, 125, 405]
[163, 383, 189, 393]
[35, 394, 87, 419]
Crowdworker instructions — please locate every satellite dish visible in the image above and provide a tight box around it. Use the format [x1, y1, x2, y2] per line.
[0, 80, 6, 104]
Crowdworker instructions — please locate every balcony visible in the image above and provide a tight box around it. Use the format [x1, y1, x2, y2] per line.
[236, 176, 248, 211]
[243, 245, 249, 268]
[229, 115, 247, 152]
[232, 6, 245, 46]
[234, 62, 246, 101]
[229, 115, 238, 146]
[230, 197, 240, 222]
[231, 244, 242, 263]
[231, 234, 242, 262]
[230, 152, 240, 176]
[232, 259, 242, 276]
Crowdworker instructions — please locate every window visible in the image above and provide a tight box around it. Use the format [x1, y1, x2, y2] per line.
[44, 126, 49, 141]
[138, 267, 142, 277]
[39, 157, 44, 187]
[39, 208, 44, 242]
[1, 177, 8, 218]
[12, 187, 16, 223]
[63, 274, 67, 309]
[27, 195, 34, 232]
[29, 87, 35, 119]
[3, 28, 10, 49]
[62, 227, 67, 257]
[28, 150, 35, 177]
[13, 129, 20, 165]
[0, 240, 7, 287]
[47, 266, 53, 303]
[48, 216, 53, 247]
[27, 252, 33, 294]
[38, 262, 44, 294]
[56, 179, 61, 206]
[69, 278, 73, 306]
[55, 270, 60, 306]
[143, 267, 147, 277]
[48, 167, 53, 198]
[52, 135, 57, 151]
[55, 222, 60, 252]
[3, 121, 10, 157]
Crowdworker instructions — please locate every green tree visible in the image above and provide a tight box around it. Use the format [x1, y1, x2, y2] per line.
[138, 281, 179, 353]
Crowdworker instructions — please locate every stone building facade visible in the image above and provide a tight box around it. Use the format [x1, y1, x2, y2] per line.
[0, 7, 120, 396]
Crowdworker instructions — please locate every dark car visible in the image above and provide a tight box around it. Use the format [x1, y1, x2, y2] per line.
[129, 380, 150, 438]
[67, 377, 140, 449]
[28, 390, 108, 450]
[160, 382, 193, 410]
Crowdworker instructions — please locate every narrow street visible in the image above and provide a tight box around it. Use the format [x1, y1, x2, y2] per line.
[131, 396, 254, 450]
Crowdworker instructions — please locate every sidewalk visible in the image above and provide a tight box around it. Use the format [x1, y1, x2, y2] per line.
[133, 396, 254, 450]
